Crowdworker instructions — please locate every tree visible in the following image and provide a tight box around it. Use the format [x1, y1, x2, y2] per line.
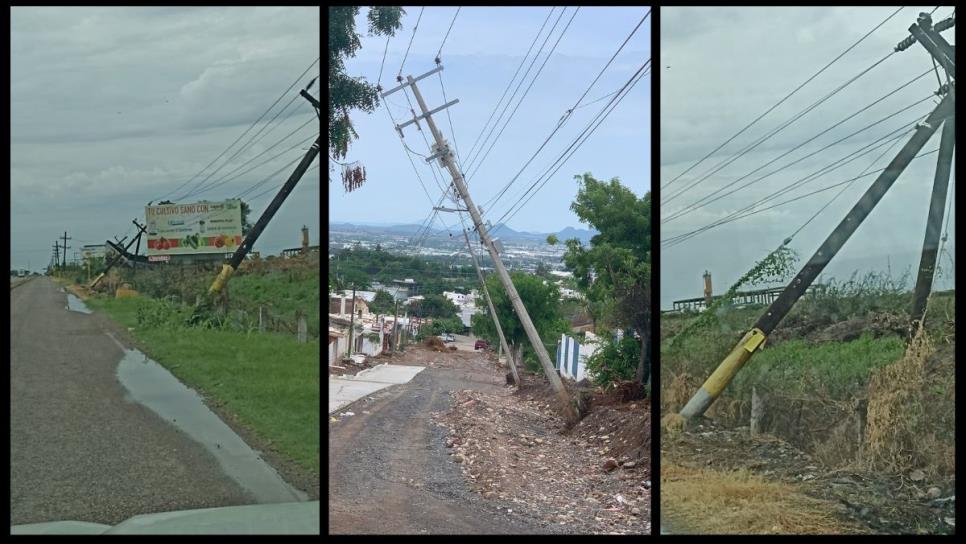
[368, 289, 396, 315]
[562, 173, 651, 387]
[410, 293, 459, 319]
[472, 272, 569, 372]
[428, 316, 464, 336]
[240, 201, 254, 236]
[329, 6, 404, 191]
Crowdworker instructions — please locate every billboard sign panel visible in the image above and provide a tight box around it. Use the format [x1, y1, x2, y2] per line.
[145, 199, 243, 256]
[81, 244, 106, 260]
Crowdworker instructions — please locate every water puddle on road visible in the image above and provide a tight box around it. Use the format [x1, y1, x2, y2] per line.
[115, 347, 308, 504]
[66, 293, 92, 314]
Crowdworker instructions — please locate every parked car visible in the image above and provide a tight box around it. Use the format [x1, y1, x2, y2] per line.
[441, 333, 456, 343]
[474, 339, 490, 350]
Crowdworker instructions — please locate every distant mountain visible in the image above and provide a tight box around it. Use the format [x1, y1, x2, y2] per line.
[330, 221, 597, 243]
[555, 226, 597, 244]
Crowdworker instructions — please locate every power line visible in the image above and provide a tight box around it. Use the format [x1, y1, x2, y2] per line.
[663, 146, 942, 250]
[400, 86, 452, 197]
[480, 8, 651, 212]
[191, 131, 318, 199]
[384, 101, 450, 206]
[663, 90, 937, 224]
[461, 7, 557, 167]
[463, 7, 581, 181]
[661, 118, 934, 248]
[660, 6, 905, 193]
[180, 90, 314, 200]
[155, 56, 319, 203]
[438, 72, 463, 168]
[786, 127, 907, 242]
[490, 60, 651, 234]
[661, 123, 918, 247]
[398, 7, 425, 79]
[188, 117, 317, 198]
[436, 7, 461, 60]
[662, 49, 899, 206]
[246, 163, 320, 202]
[377, 34, 391, 86]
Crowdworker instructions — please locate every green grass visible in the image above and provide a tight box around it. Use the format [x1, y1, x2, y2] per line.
[731, 334, 905, 399]
[229, 270, 321, 336]
[87, 295, 320, 474]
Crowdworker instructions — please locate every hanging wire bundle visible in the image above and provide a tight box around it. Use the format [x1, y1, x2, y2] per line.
[341, 161, 367, 192]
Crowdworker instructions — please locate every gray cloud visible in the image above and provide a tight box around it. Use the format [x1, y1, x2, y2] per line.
[660, 6, 955, 308]
[11, 6, 320, 271]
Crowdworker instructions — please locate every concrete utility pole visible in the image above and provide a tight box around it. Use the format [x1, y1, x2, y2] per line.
[904, 12, 957, 332]
[348, 284, 357, 357]
[384, 66, 578, 424]
[462, 228, 519, 385]
[208, 79, 320, 296]
[391, 290, 401, 354]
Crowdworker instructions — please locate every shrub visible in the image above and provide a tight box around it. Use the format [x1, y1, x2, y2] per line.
[585, 335, 640, 386]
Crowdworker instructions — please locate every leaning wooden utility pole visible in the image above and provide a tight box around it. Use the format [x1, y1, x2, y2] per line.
[462, 227, 519, 386]
[678, 12, 955, 421]
[384, 66, 578, 424]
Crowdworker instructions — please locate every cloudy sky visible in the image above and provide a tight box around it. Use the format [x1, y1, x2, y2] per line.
[329, 6, 651, 234]
[11, 7, 320, 272]
[660, 6, 956, 308]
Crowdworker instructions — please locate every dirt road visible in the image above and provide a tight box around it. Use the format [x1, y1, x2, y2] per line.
[10, 278, 257, 525]
[328, 349, 564, 534]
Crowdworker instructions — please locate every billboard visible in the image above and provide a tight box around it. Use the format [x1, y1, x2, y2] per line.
[81, 244, 106, 260]
[145, 199, 243, 256]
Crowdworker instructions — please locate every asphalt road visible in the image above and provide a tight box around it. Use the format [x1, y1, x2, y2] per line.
[328, 352, 563, 535]
[10, 278, 255, 525]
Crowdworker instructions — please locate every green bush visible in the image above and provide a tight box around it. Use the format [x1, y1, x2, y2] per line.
[585, 335, 640, 386]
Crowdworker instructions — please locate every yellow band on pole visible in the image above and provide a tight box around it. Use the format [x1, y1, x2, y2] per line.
[89, 272, 106, 289]
[702, 328, 767, 397]
[208, 264, 236, 295]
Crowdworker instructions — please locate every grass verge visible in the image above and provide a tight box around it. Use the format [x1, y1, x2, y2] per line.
[86, 295, 320, 474]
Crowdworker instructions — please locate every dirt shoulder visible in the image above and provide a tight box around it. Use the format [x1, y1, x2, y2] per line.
[661, 419, 954, 535]
[434, 370, 651, 534]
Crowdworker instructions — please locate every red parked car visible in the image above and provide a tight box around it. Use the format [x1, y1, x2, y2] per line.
[474, 339, 490, 350]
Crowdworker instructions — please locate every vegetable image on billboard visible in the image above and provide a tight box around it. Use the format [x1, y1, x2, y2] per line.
[145, 199, 243, 256]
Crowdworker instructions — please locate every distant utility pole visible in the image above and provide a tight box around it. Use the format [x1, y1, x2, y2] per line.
[462, 227, 519, 386]
[53, 242, 60, 274]
[347, 284, 357, 357]
[383, 66, 578, 424]
[391, 290, 401, 355]
[61, 231, 71, 269]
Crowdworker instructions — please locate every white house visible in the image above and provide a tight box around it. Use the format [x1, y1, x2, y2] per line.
[443, 291, 468, 305]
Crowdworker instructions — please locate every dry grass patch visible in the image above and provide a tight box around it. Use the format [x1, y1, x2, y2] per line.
[661, 463, 857, 535]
